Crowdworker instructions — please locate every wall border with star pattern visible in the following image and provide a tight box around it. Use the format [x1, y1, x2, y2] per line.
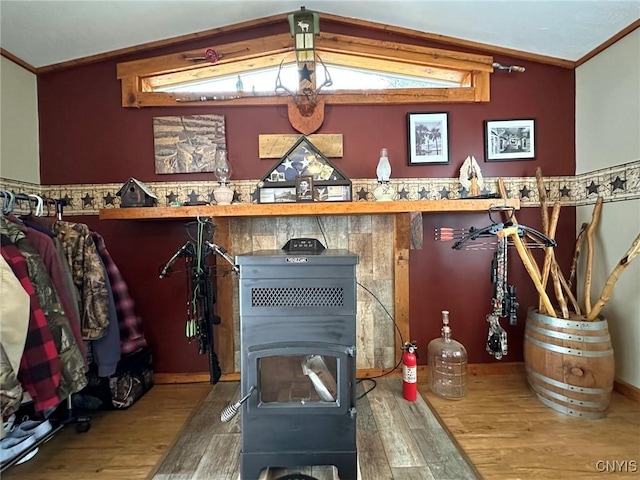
[1, 160, 637, 216]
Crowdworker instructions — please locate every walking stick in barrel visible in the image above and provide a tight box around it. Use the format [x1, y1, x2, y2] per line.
[539, 202, 561, 314]
[568, 222, 589, 289]
[584, 197, 604, 316]
[498, 226, 556, 317]
[586, 233, 640, 321]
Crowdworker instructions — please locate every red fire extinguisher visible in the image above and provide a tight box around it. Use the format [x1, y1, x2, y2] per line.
[402, 341, 418, 402]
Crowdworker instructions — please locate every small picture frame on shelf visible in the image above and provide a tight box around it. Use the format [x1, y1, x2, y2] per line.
[407, 112, 449, 165]
[295, 175, 314, 202]
[485, 119, 536, 161]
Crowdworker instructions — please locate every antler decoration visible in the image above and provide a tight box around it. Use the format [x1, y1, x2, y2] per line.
[277, 7, 329, 135]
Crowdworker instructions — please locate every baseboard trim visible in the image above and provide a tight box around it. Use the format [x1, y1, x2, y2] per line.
[154, 365, 639, 403]
[154, 362, 525, 385]
[614, 378, 640, 403]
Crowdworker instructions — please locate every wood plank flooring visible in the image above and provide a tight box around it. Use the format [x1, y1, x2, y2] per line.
[151, 377, 478, 479]
[423, 373, 640, 480]
[2, 372, 638, 480]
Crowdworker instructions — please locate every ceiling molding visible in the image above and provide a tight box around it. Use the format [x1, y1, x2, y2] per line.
[32, 11, 579, 76]
[575, 19, 640, 67]
[0, 48, 36, 74]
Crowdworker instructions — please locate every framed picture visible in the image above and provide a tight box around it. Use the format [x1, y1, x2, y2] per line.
[295, 175, 314, 202]
[485, 119, 536, 161]
[407, 112, 449, 165]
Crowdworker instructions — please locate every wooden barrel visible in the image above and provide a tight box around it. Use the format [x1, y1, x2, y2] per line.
[524, 308, 614, 419]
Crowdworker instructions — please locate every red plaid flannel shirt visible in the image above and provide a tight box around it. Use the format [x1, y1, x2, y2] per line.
[91, 232, 147, 354]
[1, 236, 62, 412]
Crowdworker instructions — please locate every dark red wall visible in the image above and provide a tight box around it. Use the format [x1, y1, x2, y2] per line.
[37, 22, 576, 372]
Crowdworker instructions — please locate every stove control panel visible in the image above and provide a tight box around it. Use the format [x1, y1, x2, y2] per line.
[282, 238, 326, 252]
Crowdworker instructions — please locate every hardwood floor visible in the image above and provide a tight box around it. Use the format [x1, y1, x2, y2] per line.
[2, 372, 638, 480]
[423, 373, 640, 480]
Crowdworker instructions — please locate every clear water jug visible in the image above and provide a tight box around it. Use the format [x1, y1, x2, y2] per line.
[427, 310, 468, 399]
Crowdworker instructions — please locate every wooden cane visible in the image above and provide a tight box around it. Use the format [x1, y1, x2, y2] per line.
[539, 202, 561, 313]
[497, 178, 543, 276]
[500, 226, 556, 317]
[587, 233, 640, 321]
[568, 222, 589, 289]
[584, 197, 604, 316]
[535, 167, 549, 234]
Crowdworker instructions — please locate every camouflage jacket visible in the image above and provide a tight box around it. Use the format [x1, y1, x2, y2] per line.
[51, 220, 110, 341]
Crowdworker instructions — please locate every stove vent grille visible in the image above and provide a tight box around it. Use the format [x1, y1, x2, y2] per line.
[251, 287, 344, 307]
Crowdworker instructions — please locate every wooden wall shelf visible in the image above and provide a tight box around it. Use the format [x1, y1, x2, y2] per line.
[99, 199, 519, 220]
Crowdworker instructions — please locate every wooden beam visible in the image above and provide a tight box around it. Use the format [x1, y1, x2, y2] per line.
[317, 33, 494, 72]
[99, 199, 521, 220]
[213, 218, 234, 374]
[393, 213, 411, 364]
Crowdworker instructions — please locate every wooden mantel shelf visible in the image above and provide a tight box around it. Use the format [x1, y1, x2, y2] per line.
[99, 199, 519, 220]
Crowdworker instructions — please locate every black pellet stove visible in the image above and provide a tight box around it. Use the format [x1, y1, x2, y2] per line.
[235, 248, 358, 480]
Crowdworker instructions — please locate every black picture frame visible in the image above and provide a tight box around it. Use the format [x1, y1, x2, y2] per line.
[295, 175, 314, 202]
[485, 119, 536, 161]
[407, 112, 450, 165]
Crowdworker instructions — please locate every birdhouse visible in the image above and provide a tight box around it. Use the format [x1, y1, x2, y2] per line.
[116, 177, 158, 207]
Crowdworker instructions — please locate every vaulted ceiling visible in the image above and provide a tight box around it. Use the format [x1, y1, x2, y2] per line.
[1, 1, 639, 71]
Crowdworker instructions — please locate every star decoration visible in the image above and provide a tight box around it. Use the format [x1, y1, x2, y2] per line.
[166, 191, 178, 204]
[398, 188, 409, 200]
[63, 194, 73, 207]
[207, 191, 215, 203]
[188, 190, 200, 204]
[519, 186, 531, 198]
[299, 157, 310, 169]
[299, 64, 314, 83]
[418, 187, 429, 199]
[282, 158, 294, 170]
[251, 188, 259, 203]
[357, 188, 368, 200]
[559, 185, 571, 198]
[459, 187, 469, 198]
[103, 192, 116, 205]
[610, 176, 626, 192]
[233, 190, 241, 203]
[587, 181, 599, 195]
[439, 187, 450, 199]
[82, 193, 94, 207]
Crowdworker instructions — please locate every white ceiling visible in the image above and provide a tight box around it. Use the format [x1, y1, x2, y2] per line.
[1, 1, 639, 69]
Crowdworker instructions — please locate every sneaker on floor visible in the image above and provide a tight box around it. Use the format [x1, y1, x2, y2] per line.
[2, 414, 16, 437]
[9, 420, 53, 442]
[0, 434, 36, 465]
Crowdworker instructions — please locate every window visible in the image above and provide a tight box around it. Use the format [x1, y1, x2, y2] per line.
[117, 25, 493, 107]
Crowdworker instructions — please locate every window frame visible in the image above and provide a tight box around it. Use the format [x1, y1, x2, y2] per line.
[117, 31, 494, 108]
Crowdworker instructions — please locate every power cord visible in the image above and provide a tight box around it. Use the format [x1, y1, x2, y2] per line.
[315, 217, 404, 399]
[355, 281, 405, 399]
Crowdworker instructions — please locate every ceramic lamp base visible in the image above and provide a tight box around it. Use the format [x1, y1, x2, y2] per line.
[373, 182, 394, 201]
[213, 185, 234, 205]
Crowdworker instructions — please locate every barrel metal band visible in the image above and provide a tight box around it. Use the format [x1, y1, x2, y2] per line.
[525, 334, 614, 357]
[527, 309, 607, 331]
[531, 382, 607, 409]
[526, 324, 611, 344]
[526, 367, 612, 394]
[530, 389, 607, 419]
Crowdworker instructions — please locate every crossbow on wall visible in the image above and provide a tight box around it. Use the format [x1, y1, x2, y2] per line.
[159, 218, 238, 383]
[437, 207, 556, 360]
